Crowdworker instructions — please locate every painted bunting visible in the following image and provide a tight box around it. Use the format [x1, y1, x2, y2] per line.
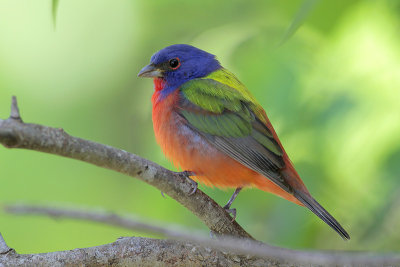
[138, 44, 349, 239]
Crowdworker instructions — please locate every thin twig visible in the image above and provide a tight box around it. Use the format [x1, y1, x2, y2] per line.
[5, 204, 195, 240]
[9, 96, 22, 122]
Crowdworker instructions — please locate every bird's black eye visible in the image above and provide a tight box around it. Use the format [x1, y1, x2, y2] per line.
[169, 58, 180, 69]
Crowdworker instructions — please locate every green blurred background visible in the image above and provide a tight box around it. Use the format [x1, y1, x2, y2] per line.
[1, 0, 400, 253]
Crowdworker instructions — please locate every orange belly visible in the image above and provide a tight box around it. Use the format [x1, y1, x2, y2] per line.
[152, 90, 302, 205]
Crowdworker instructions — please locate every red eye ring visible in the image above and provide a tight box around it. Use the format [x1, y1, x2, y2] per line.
[169, 58, 181, 70]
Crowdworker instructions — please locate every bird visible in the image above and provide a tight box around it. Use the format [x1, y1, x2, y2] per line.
[138, 44, 350, 240]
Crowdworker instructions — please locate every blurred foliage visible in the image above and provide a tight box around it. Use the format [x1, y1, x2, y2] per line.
[1, 0, 400, 253]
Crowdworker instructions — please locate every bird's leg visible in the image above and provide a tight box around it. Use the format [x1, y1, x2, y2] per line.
[223, 187, 243, 209]
[178, 171, 197, 195]
[223, 187, 243, 221]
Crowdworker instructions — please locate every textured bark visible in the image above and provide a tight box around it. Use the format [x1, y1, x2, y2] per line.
[1, 234, 399, 267]
[0, 236, 280, 267]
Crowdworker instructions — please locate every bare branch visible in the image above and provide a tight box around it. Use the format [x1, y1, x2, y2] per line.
[9, 96, 22, 122]
[0, 96, 251, 238]
[0, 235, 272, 267]
[4, 204, 400, 267]
[0, 233, 12, 255]
[1, 231, 399, 266]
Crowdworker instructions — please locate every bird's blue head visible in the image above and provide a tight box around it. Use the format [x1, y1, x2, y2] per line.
[138, 44, 222, 96]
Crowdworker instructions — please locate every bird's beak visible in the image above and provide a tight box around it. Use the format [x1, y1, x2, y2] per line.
[138, 64, 163, 78]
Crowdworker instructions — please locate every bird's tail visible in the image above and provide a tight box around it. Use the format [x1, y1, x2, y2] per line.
[294, 190, 350, 240]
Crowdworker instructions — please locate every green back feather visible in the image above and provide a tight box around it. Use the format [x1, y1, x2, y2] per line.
[180, 68, 283, 156]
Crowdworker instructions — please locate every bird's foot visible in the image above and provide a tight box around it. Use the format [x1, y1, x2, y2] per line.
[222, 187, 242, 221]
[178, 171, 197, 195]
[160, 191, 166, 198]
[223, 204, 237, 222]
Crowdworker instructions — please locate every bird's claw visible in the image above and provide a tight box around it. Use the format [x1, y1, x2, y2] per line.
[187, 178, 198, 195]
[223, 205, 237, 222]
[189, 179, 198, 196]
[178, 171, 197, 195]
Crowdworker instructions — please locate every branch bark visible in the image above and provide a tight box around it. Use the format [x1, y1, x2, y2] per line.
[0, 96, 251, 239]
[1, 229, 399, 266]
[0, 235, 260, 267]
[0, 235, 298, 267]
[0, 233, 13, 255]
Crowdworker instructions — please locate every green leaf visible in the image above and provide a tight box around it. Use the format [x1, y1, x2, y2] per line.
[280, 0, 320, 45]
[52, 0, 60, 28]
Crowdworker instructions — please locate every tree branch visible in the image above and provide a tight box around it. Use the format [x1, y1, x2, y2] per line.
[0, 235, 274, 267]
[3, 204, 400, 267]
[0, 233, 12, 255]
[0, 96, 251, 239]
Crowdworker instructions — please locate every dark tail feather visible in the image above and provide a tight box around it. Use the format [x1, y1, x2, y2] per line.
[294, 191, 350, 240]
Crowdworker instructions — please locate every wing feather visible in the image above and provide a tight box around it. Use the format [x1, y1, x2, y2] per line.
[179, 77, 293, 193]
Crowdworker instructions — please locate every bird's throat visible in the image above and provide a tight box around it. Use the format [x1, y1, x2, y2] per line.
[153, 78, 166, 92]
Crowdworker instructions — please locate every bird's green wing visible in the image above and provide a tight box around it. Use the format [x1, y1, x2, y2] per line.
[178, 69, 293, 193]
